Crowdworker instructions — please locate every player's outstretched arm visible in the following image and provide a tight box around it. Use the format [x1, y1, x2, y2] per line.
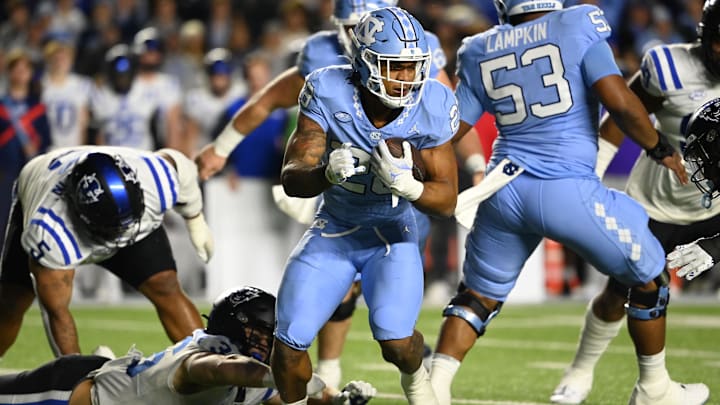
[196, 68, 306, 180]
[29, 259, 80, 356]
[596, 71, 665, 178]
[177, 352, 274, 391]
[593, 74, 688, 184]
[281, 113, 334, 198]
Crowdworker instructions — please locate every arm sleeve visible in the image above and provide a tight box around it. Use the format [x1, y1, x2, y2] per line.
[639, 45, 679, 97]
[156, 148, 203, 218]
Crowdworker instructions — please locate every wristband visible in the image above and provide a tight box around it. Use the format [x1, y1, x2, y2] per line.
[646, 130, 674, 162]
[213, 123, 246, 158]
[464, 153, 486, 174]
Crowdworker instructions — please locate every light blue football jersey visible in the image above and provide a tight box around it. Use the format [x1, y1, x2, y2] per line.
[297, 30, 445, 79]
[455, 5, 619, 178]
[298, 66, 458, 225]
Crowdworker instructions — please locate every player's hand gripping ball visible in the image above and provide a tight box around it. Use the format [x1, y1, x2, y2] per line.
[383, 137, 427, 181]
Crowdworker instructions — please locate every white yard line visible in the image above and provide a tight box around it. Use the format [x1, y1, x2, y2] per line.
[375, 392, 548, 404]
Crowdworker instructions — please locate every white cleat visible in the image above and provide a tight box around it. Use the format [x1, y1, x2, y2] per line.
[92, 345, 116, 360]
[628, 380, 709, 405]
[550, 369, 593, 404]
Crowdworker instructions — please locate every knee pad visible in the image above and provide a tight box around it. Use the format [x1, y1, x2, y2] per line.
[442, 284, 502, 337]
[329, 294, 359, 322]
[625, 271, 670, 320]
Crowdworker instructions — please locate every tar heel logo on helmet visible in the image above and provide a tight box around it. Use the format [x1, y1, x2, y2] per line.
[355, 16, 384, 46]
[77, 173, 105, 204]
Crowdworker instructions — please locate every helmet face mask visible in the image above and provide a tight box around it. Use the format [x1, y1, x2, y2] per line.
[699, 0, 720, 77]
[204, 286, 276, 364]
[66, 153, 144, 247]
[493, 0, 565, 24]
[684, 97, 720, 206]
[350, 7, 431, 109]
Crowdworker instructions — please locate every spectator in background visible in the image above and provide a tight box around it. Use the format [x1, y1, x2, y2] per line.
[147, 0, 179, 42]
[115, 0, 147, 42]
[183, 48, 244, 155]
[206, 0, 232, 49]
[204, 51, 291, 298]
[0, 49, 51, 250]
[75, 1, 120, 77]
[41, 39, 91, 149]
[0, 1, 30, 52]
[44, 0, 87, 45]
[163, 19, 206, 91]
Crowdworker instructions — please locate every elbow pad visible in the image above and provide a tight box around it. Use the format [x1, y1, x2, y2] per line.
[156, 148, 203, 218]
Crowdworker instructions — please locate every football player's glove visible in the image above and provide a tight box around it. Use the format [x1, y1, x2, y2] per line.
[370, 140, 424, 202]
[667, 237, 719, 280]
[332, 380, 377, 405]
[326, 143, 367, 184]
[185, 213, 214, 263]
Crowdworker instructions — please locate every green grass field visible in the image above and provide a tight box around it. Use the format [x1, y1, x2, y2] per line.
[1, 301, 718, 404]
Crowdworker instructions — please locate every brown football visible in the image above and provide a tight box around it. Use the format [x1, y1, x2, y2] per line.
[383, 137, 427, 181]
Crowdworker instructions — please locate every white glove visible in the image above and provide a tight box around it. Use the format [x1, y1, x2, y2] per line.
[185, 213, 214, 263]
[370, 140, 424, 202]
[326, 143, 366, 184]
[667, 241, 715, 280]
[332, 380, 377, 405]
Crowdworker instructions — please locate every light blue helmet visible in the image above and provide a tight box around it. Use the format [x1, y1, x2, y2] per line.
[493, 0, 564, 24]
[333, 0, 398, 56]
[350, 7, 431, 108]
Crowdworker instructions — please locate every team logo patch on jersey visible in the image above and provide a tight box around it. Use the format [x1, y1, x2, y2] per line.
[369, 131, 382, 141]
[690, 90, 707, 101]
[334, 111, 352, 123]
[78, 173, 104, 204]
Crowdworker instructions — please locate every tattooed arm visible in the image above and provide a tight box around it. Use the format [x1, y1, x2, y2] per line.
[281, 113, 331, 198]
[29, 258, 80, 356]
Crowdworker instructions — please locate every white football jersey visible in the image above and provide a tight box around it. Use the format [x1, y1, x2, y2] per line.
[90, 82, 160, 150]
[90, 329, 277, 405]
[42, 73, 91, 149]
[183, 85, 244, 148]
[625, 43, 720, 224]
[18, 147, 179, 269]
[135, 73, 182, 146]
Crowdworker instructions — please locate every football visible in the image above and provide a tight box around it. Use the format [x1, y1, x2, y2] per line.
[383, 137, 427, 181]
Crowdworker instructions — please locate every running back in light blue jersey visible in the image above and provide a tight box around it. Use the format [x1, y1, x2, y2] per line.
[299, 66, 458, 226]
[455, 5, 620, 178]
[297, 30, 445, 79]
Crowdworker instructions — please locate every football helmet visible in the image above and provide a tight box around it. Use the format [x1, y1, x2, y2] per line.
[104, 44, 135, 95]
[684, 97, 720, 207]
[65, 153, 144, 245]
[493, 0, 564, 24]
[204, 48, 232, 76]
[333, 0, 398, 57]
[350, 7, 431, 108]
[699, 0, 720, 77]
[132, 27, 163, 55]
[204, 286, 276, 363]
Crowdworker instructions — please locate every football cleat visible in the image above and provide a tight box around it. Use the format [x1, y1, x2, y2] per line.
[550, 368, 593, 404]
[628, 380, 709, 405]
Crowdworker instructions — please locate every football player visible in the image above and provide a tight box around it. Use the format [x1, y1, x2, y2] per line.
[0, 286, 377, 405]
[428, 1, 708, 405]
[41, 38, 92, 149]
[553, 1, 720, 403]
[0, 146, 213, 357]
[196, 0, 484, 389]
[272, 7, 459, 405]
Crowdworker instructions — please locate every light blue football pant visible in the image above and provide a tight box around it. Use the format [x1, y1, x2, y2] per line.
[463, 173, 665, 301]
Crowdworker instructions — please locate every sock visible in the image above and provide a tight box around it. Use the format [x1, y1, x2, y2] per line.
[401, 364, 438, 405]
[315, 358, 341, 390]
[430, 353, 461, 405]
[283, 396, 308, 405]
[569, 305, 623, 372]
[637, 349, 670, 390]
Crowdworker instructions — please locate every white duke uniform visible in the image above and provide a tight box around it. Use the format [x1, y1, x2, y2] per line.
[625, 42, 720, 224]
[42, 73, 92, 149]
[18, 147, 193, 268]
[183, 84, 244, 148]
[90, 329, 275, 405]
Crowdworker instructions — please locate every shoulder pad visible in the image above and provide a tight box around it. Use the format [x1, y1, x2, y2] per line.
[640, 44, 685, 96]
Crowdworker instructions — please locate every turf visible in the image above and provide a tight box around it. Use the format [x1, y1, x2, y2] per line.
[1, 301, 718, 404]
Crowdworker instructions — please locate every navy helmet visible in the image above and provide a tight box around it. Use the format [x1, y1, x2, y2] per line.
[204, 286, 276, 363]
[684, 97, 720, 207]
[204, 48, 232, 76]
[699, 0, 720, 77]
[66, 153, 144, 245]
[104, 44, 135, 95]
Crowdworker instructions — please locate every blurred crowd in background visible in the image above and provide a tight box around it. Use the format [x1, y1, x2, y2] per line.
[0, 0, 716, 304]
